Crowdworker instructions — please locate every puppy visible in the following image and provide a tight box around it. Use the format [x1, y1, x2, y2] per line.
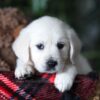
[12, 16, 92, 92]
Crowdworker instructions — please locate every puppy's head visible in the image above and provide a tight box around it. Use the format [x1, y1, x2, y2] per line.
[12, 16, 81, 73]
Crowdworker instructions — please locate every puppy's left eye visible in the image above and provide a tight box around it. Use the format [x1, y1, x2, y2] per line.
[36, 43, 44, 50]
[57, 42, 64, 49]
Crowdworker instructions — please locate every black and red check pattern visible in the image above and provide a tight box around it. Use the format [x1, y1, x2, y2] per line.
[0, 71, 98, 100]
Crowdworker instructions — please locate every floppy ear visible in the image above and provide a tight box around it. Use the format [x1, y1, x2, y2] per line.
[66, 28, 82, 64]
[12, 28, 30, 63]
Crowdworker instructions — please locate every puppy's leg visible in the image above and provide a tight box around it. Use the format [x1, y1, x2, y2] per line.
[15, 59, 35, 79]
[54, 65, 77, 92]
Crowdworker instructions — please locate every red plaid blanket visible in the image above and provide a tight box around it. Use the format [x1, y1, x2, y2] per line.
[0, 71, 98, 100]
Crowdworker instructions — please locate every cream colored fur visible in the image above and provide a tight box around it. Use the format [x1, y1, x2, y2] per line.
[12, 16, 92, 92]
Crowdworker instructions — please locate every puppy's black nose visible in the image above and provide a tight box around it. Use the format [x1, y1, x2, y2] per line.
[46, 60, 58, 68]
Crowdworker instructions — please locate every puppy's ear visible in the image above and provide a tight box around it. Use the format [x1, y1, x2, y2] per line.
[12, 28, 30, 63]
[66, 28, 81, 64]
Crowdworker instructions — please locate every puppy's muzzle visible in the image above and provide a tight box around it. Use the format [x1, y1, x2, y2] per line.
[46, 59, 58, 70]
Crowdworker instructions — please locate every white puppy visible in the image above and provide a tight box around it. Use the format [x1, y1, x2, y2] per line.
[12, 16, 92, 92]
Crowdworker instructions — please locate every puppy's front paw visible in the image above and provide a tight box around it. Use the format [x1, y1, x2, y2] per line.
[54, 73, 73, 92]
[15, 65, 34, 79]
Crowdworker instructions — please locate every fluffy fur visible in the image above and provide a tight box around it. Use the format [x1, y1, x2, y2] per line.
[12, 16, 92, 92]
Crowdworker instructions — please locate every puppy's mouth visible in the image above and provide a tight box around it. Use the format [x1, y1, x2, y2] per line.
[45, 70, 56, 73]
[45, 67, 56, 73]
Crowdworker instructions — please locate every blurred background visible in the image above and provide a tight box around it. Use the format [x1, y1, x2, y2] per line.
[0, 0, 100, 72]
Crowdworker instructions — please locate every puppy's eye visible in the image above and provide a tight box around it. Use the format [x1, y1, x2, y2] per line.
[36, 43, 44, 50]
[57, 42, 64, 49]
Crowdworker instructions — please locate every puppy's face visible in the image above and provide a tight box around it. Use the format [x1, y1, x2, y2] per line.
[30, 21, 69, 73]
[13, 16, 81, 74]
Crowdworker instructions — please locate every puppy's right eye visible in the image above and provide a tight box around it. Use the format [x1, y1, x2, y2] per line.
[36, 43, 44, 50]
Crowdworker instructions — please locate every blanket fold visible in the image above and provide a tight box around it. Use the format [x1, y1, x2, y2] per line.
[0, 71, 98, 100]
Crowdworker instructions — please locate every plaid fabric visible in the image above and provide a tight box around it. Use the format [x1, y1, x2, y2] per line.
[0, 71, 98, 100]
